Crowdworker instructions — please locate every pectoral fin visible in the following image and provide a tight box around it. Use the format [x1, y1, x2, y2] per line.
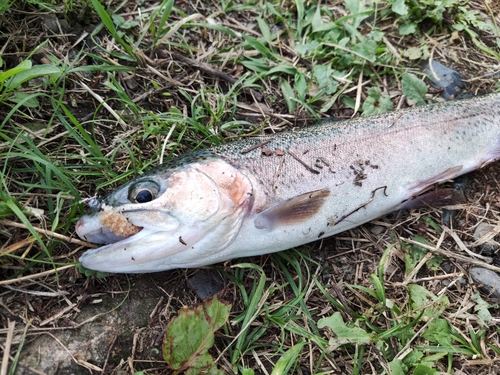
[254, 189, 330, 231]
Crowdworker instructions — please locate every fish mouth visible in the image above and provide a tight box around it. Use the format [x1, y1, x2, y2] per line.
[78, 226, 169, 272]
[75, 215, 138, 244]
[76, 214, 201, 273]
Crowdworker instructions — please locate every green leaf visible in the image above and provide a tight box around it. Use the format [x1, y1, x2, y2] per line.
[311, 6, 323, 33]
[399, 22, 417, 35]
[369, 273, 386, 304]
[242, 35, 274, 59]
[256, 16, 272, 42]
[425, 255, 443, 271]
[231, 264, 268, 364]
[271, 341, 306, 375]
[422, 318, 452, 347]
[90, 0, 135, 59]
[239, 57, 269, 74]
[403, 349, 423, 367]
[295, 72, 307, 101]
[294, 40, 321, 56]
[111, 14, 139, 29]
[76, 263, 109, 278]
[419, 216, 442, 234]
[344, 0, 362, 16]
[4, 64, 60, 91]
[8, 92, 40, 108]
[389, 358, 406, 375]
[401, 72, 427, 106]
[352, 39, 377, 62]
[267, 65, 298, 76]
[471, 292, 493, 326]
[312, 65, 340, 95]
[361, 87, 393, 116]
[404, 46, 423, 60]
[413, 364, 439, 375]
[162, 295, 231, 373]
[281, 80, 296, 113]
[295, 0, 305, 35]
[407, 284, 449, 318]
[404, 237, 427, 274]
[391, 0, 408, 16]
[318, 312, 372, 351]
[0, 59, 31, 83]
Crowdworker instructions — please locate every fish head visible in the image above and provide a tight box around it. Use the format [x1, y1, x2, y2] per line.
[77, 152, 254, 273]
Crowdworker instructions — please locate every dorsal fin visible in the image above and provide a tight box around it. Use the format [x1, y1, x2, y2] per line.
[254, 189, 330, 231]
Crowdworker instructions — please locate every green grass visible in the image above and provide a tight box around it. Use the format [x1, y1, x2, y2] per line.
[1, 0, 500, 374]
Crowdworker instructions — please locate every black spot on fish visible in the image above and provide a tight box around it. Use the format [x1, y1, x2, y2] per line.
[318, 231, 325, 238]
[179, 236, 187, 245]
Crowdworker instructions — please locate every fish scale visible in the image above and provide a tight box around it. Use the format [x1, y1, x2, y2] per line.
[77, 93, 500, 273]
[213, 94, 499, 201]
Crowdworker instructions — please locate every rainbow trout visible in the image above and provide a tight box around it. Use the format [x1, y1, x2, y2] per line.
[77, 93, 500, 273]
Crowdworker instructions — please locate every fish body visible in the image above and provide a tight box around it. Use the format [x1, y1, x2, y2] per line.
[77, 93, 500, 273]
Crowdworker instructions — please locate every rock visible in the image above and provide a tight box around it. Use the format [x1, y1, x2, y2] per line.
[42, 14, 70, 33]
[370, 225, 384, 235]
[187, 269, 225, 300]
[472, 222, 499, 256]
[470, 266, 500, 300]
[422, 60, 466, 100]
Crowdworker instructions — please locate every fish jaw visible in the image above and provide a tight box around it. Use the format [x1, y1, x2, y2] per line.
[78, 226, 207, 273]
[76, 212, 128, 244]
[77, 156, 255, 273]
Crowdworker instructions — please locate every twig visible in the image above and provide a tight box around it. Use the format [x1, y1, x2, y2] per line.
[0, 219, 96, 247]
[401, 237, 500, 272]
[1, 237, 37, 255]
[157, 49, 263, 101]
[1, 320, 15, 375]
[240, 139, 272, 154]
[40, 303, 78, 326]
[0, 265, 75, 286]
[79, 81, 128, 129]
[3, 285, 70, 297]
[159, 123, 177, 164]
[288, 150, 320, 174]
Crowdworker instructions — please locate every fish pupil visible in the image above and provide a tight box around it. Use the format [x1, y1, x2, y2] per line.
[135, 189, 153, 203]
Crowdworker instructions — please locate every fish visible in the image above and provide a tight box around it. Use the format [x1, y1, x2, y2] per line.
[76, 93, 500, 273]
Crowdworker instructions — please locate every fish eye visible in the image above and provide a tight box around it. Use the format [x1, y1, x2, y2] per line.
[134, 189, 155, 203]
[129, 181, 160, 203]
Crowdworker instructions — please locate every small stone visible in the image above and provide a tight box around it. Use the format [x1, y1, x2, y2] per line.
[42, 14, 59, 32]
[470, 267, 500, 300]
[441, 261, 453, 273]
[370, 225, 384, 235]
[42, 14, 70, 33]
[472, 222, 499, 256]
[187, 269, 225, 300]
